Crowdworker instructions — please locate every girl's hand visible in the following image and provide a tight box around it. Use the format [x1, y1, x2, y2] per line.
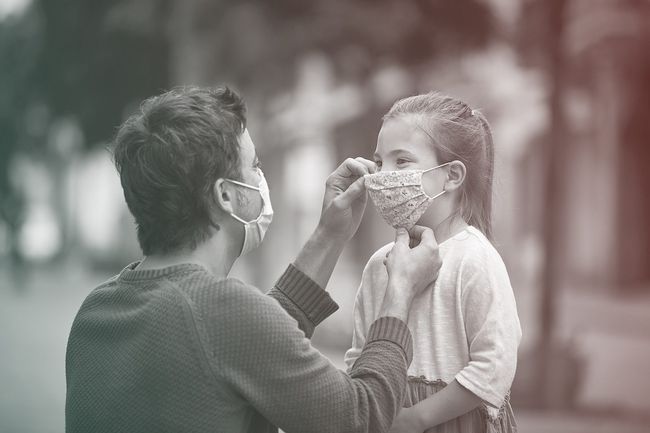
[389, 406, 424, 433]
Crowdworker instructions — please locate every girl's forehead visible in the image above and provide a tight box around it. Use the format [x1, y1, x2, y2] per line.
[376, 117, 436, 156]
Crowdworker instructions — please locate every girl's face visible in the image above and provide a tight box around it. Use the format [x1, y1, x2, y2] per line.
[374, 116, 446, 197]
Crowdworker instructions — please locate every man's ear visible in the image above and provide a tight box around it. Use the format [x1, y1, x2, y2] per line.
[444, 160, 466, 192]
[214, 179, 236, 214]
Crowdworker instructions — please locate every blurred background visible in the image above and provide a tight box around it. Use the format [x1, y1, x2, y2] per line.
[1, 0, 649, 432]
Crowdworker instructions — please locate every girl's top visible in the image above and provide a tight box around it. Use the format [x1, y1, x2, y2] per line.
[345, 226, 522, 426]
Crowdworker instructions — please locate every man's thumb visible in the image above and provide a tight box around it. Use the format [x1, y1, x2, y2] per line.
[394, 227, 409, 246]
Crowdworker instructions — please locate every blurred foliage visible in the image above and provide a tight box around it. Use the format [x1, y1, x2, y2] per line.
[0, 0, 496, 257]
[193, 0, 493, 95]
[0, 0, 170, 253]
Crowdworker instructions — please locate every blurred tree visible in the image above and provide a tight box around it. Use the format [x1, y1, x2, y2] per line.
[515, 0, 650, 409]
[182, 0, 494, 97]
[0, 0, 171, 264]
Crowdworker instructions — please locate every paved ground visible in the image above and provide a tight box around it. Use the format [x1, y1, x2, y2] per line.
[2, 262, 649, 433]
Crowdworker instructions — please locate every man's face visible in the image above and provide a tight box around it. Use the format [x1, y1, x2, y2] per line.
[232, 129, 264, 221]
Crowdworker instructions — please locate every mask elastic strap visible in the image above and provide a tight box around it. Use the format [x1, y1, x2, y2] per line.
[422, 162, 451, 173]
[224, 178, 261, 191]
[229, 212, 250, 225]
[427, 190, 446, 200]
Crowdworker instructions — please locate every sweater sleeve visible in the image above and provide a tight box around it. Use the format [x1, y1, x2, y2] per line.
[453, 250, 522, 408]
[267, 264, 339, 338]
[214, 280, 413, 433]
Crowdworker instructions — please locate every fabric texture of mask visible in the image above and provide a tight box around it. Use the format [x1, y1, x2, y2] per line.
[225, 169, 274, 256]
[364, 163, 448, 229]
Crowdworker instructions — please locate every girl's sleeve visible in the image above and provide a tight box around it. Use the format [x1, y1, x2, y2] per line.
[344, 284, 368, 372]
[344, 246, 390, 373]
[454, 251, 522, 408]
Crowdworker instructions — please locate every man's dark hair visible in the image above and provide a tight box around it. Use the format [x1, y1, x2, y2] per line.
[112, 86, 246, 255]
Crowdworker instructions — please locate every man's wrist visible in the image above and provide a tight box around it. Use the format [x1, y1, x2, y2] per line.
[293, 224, 347, 290]
[378, 298, 411, 323]
[313, 222, 348, 248]
[379, 280, 413, 323]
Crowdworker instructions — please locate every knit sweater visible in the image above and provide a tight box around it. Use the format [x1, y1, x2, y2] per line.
[65, 262, 413, 433]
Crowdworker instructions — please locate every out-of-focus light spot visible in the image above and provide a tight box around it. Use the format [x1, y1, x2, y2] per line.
[371, 64, 410, 106]
[0, 0, 31, 20]
[18, 204, 61, 261]
[74, 150, 129, 253]
[0, 220, 9, 257]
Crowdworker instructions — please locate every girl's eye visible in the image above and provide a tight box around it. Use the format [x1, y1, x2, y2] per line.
[396, 158, 410, 165]
[374, 161, 382, 168]
[254, 159, 262, 169]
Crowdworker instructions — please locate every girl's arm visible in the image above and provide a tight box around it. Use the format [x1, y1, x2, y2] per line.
[394, 250, 521, 432]
[393, 380, 482, 432]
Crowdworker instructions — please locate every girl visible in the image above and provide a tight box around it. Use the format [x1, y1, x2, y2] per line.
[345, 92, 522, 433]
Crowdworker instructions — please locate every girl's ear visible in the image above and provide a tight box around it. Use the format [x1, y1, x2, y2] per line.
[444, 160, 466, 192]
[214, 179, 236, 214]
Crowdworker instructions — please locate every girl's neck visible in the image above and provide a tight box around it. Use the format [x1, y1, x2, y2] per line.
[431, 212, 469, 244]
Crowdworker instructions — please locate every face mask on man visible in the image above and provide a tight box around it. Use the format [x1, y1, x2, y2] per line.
[364, 162, 450, 229]
[224, 168, 274, 256]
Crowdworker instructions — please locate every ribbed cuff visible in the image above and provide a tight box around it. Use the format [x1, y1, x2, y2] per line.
[367, 316, 413, 365]
[275, 264, 339, 326]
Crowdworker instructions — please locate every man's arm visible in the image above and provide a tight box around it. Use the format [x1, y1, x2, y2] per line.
[223, 226, 441, 433]
[267, 264, 338, 339]
[293, 157, 375, 288]
[267, 157, 373, 336]
[217, 281, 413, 433]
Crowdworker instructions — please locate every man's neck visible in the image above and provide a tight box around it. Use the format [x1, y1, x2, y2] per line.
[137, 235, 239, 279]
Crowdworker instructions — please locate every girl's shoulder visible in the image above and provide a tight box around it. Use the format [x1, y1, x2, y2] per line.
[362, 242, 394, 274]
[445, 226, 508, 275]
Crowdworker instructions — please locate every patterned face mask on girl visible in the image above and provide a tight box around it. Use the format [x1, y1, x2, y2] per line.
[364, 162, 450, 229]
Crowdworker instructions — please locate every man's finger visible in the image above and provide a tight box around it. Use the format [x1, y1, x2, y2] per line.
[354, 157, 377, 174]
[418, 227, 438, 248]
[394, 227, 409, 246]
[407, 225, 427, 240]
[333, 176, 366, 208]
[335, 158, 372, 179]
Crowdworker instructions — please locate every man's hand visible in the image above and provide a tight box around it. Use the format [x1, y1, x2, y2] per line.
[379, 226, 441, 322]
[318, 157, 376, 243]
[293, 157, 375, 289]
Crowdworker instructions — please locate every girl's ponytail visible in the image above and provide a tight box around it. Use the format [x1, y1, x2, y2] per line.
[470, 109, 494, 240]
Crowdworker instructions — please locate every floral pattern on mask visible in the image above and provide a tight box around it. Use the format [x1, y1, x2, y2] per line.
[364, 170, 434, 229]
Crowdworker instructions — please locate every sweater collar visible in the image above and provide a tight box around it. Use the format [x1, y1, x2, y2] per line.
[118, 261, 209, 282]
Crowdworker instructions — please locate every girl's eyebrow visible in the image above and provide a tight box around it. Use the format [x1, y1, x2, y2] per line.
[374, 149, 417, 159]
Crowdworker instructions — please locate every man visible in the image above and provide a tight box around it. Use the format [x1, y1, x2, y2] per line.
[65, 86, 442, 433]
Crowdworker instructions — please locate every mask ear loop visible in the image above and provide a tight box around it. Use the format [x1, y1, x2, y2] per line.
[223, 178, 266, 224]
[224, 178, 261, 191]
[421, 161, 452, 199]
[422, 161, 452, 173]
